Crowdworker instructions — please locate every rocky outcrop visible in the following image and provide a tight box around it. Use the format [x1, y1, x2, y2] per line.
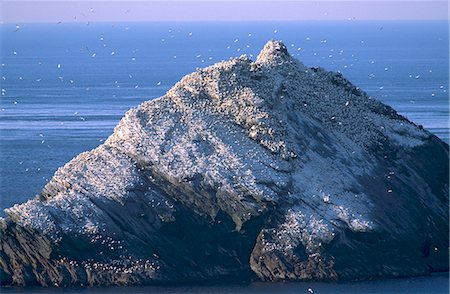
[1, 40, 448, 287]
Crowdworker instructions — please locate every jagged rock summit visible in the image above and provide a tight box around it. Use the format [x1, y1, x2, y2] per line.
[1, 41, 448, 287]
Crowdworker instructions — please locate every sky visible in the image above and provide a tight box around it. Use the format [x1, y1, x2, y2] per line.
[0, 0, 448, 23]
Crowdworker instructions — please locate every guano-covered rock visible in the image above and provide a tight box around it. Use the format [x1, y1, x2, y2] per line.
[1, 40, 448, 287]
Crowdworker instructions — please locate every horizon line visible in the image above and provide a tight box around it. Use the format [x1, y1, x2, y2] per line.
[1, 19, 450, 25]
[1, 1, 448, 23]
[0, 19, 450, 25]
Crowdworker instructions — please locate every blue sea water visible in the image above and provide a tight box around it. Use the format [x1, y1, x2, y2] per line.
[1, 273, 449, 293]
[0, 21, 448, 212]
[0, 20, 449, 293]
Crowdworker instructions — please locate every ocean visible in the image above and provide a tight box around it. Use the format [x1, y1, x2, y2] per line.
[1, 272, 448, 293]
[0, 21, 449, 292]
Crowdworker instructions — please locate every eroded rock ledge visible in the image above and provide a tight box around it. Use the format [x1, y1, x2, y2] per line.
[1, 40, 448, 287]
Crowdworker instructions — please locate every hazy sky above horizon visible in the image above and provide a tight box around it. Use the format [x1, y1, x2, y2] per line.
[1, 0, 448, 23]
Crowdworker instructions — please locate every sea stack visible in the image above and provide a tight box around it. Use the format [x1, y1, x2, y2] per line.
[1, 40, 448, 286]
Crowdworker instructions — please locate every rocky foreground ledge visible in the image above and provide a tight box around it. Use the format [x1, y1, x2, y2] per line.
[1, 41, 448, 287]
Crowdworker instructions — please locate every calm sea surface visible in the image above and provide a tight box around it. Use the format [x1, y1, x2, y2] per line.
[0, 20, 449, 293]
[1, 273, 449, 293]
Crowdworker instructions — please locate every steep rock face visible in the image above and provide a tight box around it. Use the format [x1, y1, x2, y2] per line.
[1, 41, 448, 286]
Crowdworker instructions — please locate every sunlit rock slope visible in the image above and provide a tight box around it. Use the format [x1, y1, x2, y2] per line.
[1, 40, 448, 286]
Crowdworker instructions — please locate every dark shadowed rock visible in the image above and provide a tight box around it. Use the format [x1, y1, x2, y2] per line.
[1, 40, 448, 287]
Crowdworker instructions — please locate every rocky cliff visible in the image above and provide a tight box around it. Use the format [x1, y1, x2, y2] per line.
[1, 40, 448, 287]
